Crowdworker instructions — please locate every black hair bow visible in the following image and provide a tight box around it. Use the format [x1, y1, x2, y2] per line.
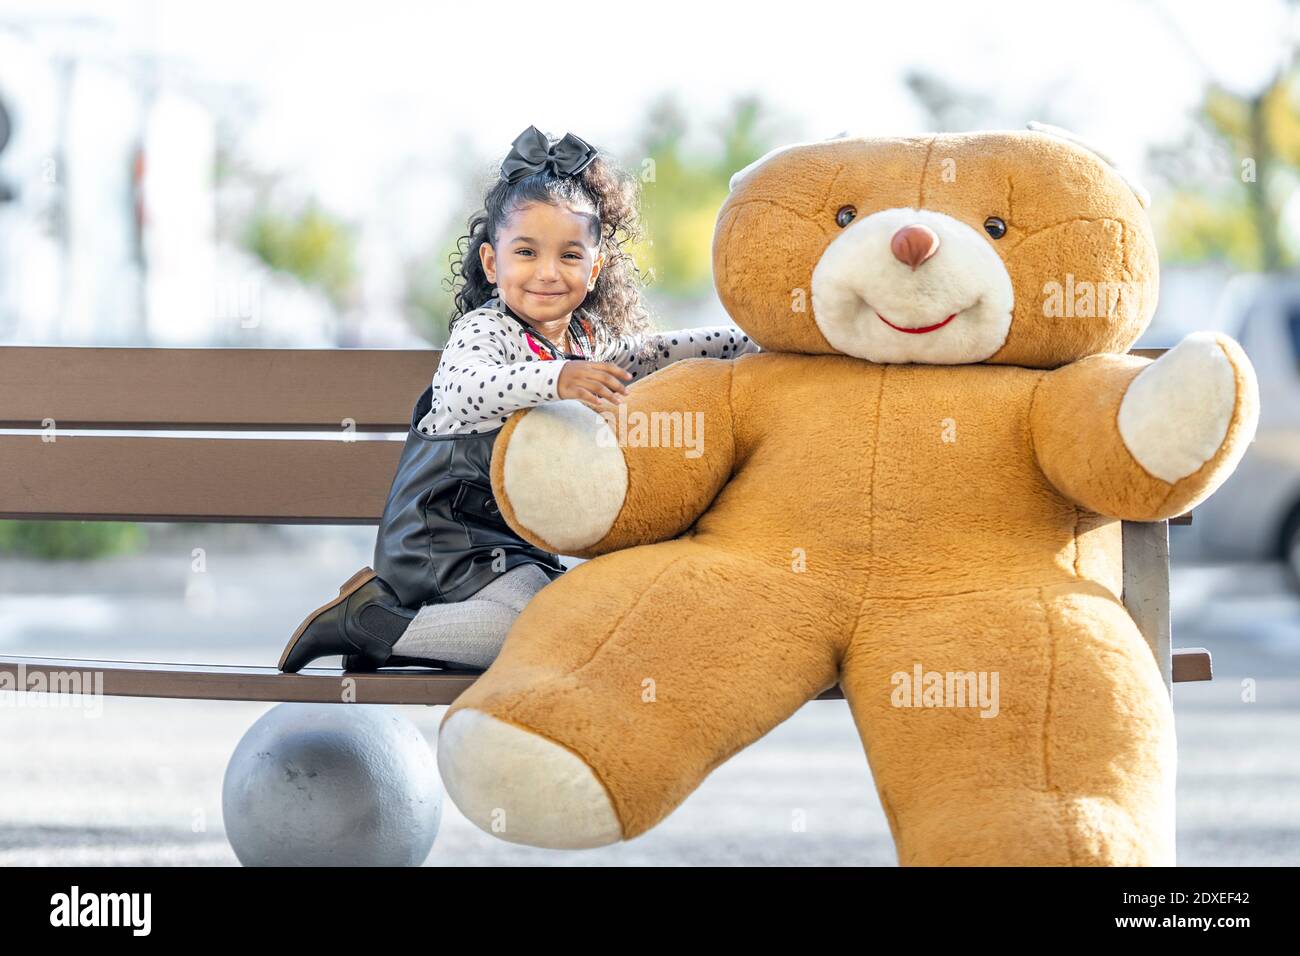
[501, 125, 598, 184]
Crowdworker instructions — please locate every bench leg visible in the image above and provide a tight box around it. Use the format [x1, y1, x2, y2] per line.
[1121, 520, 1173, 697]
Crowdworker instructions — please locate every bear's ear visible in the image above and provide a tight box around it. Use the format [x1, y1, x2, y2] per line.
[728, 143, 793, 193]
[1026, 121, 1151, 209]
[727, 130, 852, 193]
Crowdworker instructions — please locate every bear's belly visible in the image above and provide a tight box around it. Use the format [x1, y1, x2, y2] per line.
[697, 360, 1122, 599]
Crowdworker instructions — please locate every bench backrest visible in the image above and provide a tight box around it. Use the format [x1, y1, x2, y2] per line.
[0, 346, 436, 523]
[0, 345, 1173, 524]
[0, 345, 1195, 700]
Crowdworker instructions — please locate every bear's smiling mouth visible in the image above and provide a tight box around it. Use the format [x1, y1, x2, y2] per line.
[867, 298, 980, 335]
[876, 311, 957, 334]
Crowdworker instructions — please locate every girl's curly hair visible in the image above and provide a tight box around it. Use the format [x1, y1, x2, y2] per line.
[446, 132, 658, 363]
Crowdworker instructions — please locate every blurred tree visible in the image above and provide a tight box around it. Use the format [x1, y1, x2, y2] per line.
[904, 71, 998, 132]
[243, 200, 359, 311]
[0, 519, 145, 560]
[903, 68, 1071, 132]
[214, 142, 361, 338]
[1146, 28, 1299, 271]
[629, 92, 783, 298]
[403, 228, 466, 348]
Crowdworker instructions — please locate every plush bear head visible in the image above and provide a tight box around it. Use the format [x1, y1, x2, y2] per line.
[712, 125, 1158, 369]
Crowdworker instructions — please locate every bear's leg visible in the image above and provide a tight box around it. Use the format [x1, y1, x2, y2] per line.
[437, 538, 848, 849]
[840, 581, 1176, 866]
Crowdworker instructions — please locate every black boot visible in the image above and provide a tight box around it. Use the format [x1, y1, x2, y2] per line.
[278, 567, 418, 673]
[339, 651, 464, 672]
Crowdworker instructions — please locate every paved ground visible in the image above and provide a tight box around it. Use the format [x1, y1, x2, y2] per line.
[0, 523, 1296, 865]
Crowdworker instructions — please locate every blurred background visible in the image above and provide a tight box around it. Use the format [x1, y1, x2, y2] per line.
[0, 0, 1298, 865]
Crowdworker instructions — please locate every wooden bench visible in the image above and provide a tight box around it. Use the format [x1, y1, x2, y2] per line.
[0, 345, 1208, 706]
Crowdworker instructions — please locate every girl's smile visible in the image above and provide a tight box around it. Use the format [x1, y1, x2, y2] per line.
[479, 201, 605, 342]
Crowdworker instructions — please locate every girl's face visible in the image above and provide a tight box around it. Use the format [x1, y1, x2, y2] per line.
[480, 201, 604, 325]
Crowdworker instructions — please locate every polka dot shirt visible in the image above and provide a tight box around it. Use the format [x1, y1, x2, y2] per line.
[417, 296, 761, 436]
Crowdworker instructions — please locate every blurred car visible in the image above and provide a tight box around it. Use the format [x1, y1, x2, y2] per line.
[1195, 277, 1300, 584]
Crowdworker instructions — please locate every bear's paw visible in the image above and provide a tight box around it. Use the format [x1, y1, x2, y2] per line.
[500, 400, 628, 552]
[1117, 332, 1242, 483]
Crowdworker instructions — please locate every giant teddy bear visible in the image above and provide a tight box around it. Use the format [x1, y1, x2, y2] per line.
[435, 125, 1258, 865]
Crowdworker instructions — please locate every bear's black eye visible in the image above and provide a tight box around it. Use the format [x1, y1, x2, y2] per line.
[835, 205, 856, 228]
[984, 216, 1007, 239]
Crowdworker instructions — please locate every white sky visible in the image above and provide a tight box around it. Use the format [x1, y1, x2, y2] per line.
[3, 0, 1298, 223]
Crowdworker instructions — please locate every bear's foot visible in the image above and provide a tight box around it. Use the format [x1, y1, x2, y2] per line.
[437, 708, 623, 849]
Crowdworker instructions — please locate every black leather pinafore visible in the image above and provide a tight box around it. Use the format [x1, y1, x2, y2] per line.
[371, 312, 590, 609]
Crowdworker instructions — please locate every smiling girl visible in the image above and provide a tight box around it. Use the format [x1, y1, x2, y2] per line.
[278, 125, 759, 674]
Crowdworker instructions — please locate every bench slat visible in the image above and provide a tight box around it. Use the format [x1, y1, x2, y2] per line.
[1171, 646, 1213, 682]
[0, 346, 1171, 431]
[0, 434, 403, 522]
[0, 647, 1214, 706]
[0, 347, 440, 430]
[0, 655, 478, 705]
[0, 431, 1195, 523]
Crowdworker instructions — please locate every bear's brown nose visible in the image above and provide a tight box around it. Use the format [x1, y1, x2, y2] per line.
[890, 224, 940, 269]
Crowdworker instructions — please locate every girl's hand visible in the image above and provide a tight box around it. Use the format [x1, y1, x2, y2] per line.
[557, 361, 633, 412]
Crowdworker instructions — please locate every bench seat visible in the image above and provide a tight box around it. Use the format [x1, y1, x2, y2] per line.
[0, 648, 1213, 707]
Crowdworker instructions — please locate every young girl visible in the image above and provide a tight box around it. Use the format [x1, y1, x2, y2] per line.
[278, 125, 759, 675]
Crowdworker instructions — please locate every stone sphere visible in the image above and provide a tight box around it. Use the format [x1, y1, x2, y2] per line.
[222, 703, 441, 866]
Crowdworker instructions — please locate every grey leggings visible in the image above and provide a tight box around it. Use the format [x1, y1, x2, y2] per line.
[388, 563, 552, 668]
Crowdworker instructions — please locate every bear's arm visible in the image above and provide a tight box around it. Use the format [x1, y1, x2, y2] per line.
[488, 358, 737, 557]
[1028, 332, 1259, 521]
